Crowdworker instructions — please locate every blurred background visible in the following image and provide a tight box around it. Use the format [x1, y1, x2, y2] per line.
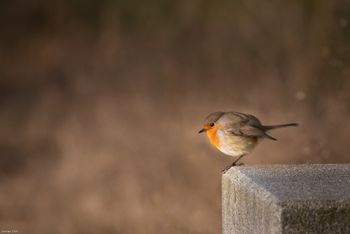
[1, 0, 350, 233]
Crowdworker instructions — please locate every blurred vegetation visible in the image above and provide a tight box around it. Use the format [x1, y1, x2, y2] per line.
[1, 0, 350, 233]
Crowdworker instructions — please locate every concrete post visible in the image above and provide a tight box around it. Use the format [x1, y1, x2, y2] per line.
[222, 164, 350, 234]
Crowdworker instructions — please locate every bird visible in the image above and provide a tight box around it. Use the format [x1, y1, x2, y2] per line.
[198, 111, 298, 171]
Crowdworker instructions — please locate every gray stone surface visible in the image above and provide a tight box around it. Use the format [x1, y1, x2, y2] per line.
[222, 164, 350, 234]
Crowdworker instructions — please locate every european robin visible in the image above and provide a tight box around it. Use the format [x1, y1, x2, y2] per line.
[199, 111, 298, 171]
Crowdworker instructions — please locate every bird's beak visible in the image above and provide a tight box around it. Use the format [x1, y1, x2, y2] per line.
[198, 128, 205, 134]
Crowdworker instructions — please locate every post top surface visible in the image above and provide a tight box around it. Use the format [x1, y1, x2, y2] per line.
[224, 164, 350, 202]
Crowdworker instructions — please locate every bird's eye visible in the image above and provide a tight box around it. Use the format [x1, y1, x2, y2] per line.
[209, 123, 215, 127]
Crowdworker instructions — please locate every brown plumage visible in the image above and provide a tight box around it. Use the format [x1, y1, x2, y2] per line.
[199, 111, 298, 170]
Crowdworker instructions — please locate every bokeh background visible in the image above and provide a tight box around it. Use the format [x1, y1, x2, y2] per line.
[1, 0, 350, 233]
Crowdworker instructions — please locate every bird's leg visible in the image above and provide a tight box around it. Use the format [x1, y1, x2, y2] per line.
[222, 154, 246, 173]
[231, 154, 245, 166]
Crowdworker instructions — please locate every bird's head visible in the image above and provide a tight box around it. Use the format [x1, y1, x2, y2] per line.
[198, 111, 225, 134]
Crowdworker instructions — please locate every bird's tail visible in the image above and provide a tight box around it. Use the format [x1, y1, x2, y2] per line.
[261, 123, 298, 141]
[263, 123, 299, 131]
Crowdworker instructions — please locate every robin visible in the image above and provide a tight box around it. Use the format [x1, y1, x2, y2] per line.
[198, 111, 298, 171]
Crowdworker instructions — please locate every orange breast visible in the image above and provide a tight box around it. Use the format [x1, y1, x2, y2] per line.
[206, 125, 221, 148]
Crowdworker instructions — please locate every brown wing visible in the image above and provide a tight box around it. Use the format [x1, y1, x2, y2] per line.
[223, 112, 276, 140]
